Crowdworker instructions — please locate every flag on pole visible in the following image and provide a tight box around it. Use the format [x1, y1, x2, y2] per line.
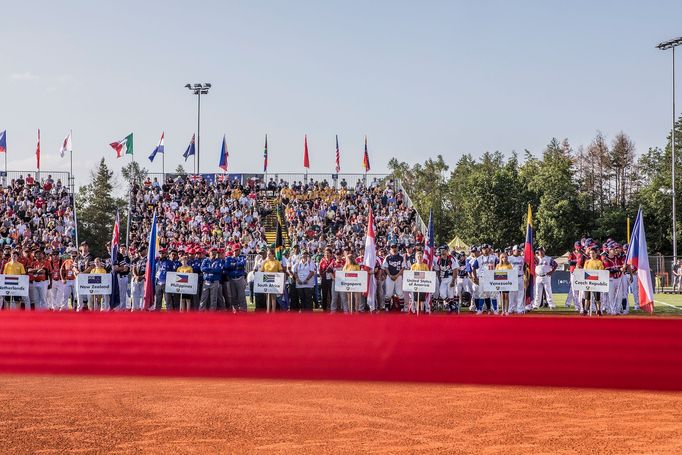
[303, 134, 310, 169]
[109, 210, 121, 309]
[148, 132, 164, 162]
[109, 133, 134, 158]
[59, 131, 72, 158]
[423, 208, 435, 308]
[362, 135, 371, 172]
[36, 129, 41, 169]
[219, 134, 228, 171]
[0, 130, 6, 153]
[523, 204, 535, 306]
[363, 206, 377, 310]
[143, 212, 159, 310]
[335, 134, 340, 173]
[263, 134, 268, 172]
[183, 134, 196, 162]
[275, 217, 284, 261]
[626, 208, 655, 314]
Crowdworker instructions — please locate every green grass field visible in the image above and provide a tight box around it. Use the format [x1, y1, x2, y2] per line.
[247, 293, 682, 316]
[533, 293, 682, 317]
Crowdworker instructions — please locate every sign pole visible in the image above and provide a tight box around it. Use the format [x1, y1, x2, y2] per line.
[416, 292, 420, 316]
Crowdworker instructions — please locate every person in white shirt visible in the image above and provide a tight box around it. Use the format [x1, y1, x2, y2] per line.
[293, 250, 316, 311]
[533, 247, 557, 310]
[508, 245, 526, 314]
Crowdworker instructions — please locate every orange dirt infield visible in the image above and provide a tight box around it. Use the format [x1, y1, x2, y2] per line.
[1, 376, 681, 454]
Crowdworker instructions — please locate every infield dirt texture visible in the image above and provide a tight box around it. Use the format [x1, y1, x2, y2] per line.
[1, 376, 681, 454]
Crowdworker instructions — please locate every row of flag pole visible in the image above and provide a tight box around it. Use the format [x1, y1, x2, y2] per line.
[0, 129, 372, 174]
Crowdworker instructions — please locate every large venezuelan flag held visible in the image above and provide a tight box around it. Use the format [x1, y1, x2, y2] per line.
[626, 208, 654, 314]
[143, 213, 159, 310]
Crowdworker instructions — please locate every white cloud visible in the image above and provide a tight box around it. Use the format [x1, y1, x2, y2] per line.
[10, 72, 39, 81]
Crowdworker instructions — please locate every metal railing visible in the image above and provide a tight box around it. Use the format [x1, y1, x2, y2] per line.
[143, 172, 389, 190]
[1, 170, 73, 193]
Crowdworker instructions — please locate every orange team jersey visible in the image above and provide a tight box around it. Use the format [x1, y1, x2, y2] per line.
[177, 265, 193, 273]
[61, 259, 77, 280]
[3, 261, 26, 275]
[262, 259, 283, 273]
[28, 259, 50, 282]
[583, 259, 605, 271]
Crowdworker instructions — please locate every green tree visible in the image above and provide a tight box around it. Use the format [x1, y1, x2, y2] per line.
[530, 138, 584, 255]
[76, 159, 126, 257]
[121, 161, 148, 190]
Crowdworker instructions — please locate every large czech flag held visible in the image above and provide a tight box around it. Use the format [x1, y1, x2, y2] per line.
[143, 213, 160, 310]
[626, 208, 654, 314]
[523, 204, 535, 305]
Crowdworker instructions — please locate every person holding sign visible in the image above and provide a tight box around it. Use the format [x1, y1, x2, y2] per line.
[261, 248, 283, 313]
[410, 249, 431, 314]
[342, 249, 362, 313]
[89, 258, 109, 311]
[583, 247, 605, 316]
[176, 255, 194, 312]
[496, 253, 514, 315]
[2, 250, 27, 310]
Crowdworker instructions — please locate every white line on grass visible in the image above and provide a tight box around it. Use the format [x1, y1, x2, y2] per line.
[654, 300, 682, 311]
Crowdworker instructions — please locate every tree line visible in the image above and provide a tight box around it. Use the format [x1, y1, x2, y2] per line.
[389, 117, 682, 256]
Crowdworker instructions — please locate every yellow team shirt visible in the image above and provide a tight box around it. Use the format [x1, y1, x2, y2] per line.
[91, 267, 107, 274]
[496, 263, 513, 270]
[177, 265, 193, 273]
[3, 262, 26, 275]
[411, 262, 430, 271]
[343, 264, 361, 271]
[583, 259, 605, 271]
[262, 259, 283, 273]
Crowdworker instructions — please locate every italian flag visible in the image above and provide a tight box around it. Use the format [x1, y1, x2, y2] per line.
[109, 133, 134, 158]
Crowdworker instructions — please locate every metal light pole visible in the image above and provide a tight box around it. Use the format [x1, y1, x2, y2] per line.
[657, 37, 682, 261]
[184, 83, 212, 174]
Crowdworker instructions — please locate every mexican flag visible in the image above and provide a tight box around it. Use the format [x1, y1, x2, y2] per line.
[109, 133, 134, 158]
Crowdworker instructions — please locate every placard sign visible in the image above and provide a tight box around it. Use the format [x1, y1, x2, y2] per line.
[334, 270, 368, 292]
[165, 272, 199, 295]
[254, 272, 285, 294]
[402, 270, 437, 293]
[0, 274, 29, 296]
[572, 269, 610, 293]
[480, 269, 519, 292]
[76, 273, 112, 295]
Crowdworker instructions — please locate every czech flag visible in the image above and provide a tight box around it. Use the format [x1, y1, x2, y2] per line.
[626, 208, 654, 314]
[143, 213, 159, 310]
[523, 204, 535, 305]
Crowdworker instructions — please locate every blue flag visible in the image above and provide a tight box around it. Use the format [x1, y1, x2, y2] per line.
[148, 132, 164, 162]
[183, 134, 196, 162]
[219, 134, 228, 171]
[0, 130, 6, 153]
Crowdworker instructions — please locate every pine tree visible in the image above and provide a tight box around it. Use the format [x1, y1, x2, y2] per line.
[76, 158, 125, 257]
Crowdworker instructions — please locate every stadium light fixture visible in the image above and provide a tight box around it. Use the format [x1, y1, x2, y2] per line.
[185, 82, 212, 174]
[657, 36, 681, 261]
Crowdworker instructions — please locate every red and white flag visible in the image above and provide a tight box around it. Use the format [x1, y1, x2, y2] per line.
[303, 134, 310, 169]
[363, 207, 377, 310]
[60, 130, 72, 158]
[335, 134, 340, 173]
[626, 208, 655, 314]
[36, 129, 41, 170]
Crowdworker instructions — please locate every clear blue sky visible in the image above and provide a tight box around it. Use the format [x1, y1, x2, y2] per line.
[1, 0, 680, 185]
